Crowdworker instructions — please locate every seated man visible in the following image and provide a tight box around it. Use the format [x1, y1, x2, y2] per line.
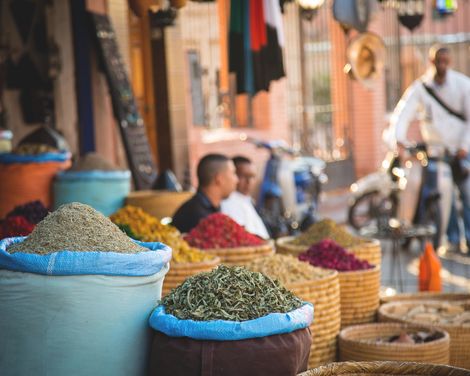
[172, 154, 238, 233]
[221, 156, 270, 239]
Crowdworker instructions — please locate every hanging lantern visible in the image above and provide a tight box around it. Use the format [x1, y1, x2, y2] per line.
[297, 0, 325, 20]
[434, 0, 458, 16]
[398, 0, 425, 31]
[332, 0, 379, 33]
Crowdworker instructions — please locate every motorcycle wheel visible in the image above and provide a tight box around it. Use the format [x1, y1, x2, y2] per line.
[348, 191, 398, 230]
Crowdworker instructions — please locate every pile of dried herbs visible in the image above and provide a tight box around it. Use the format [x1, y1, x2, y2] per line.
[246, 254, 330, 285]
[7, 202, 147, 254]
[290, 218, 365, 248]
[162, 265, 303, 321]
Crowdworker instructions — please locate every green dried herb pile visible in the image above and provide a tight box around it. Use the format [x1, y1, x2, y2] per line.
[7, 202, 147, 254]
[290, 218, 365, 248]
[162, 265, 303, 321]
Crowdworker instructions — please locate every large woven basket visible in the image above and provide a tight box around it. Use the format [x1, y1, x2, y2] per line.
[348, 239, 381, 267]
[339, 265, 381, 328]
[162, 256, 220, 296]
[276, 236, 309, 256]
[381, 292, 470, 305]
[202, 242, 274, 265]
[126, 190, 193, 219]
[276, 236, 381, 266]
[287, 269, 341, 368]
[298, 361, 469, 376]
[379, 301, 470, 369]
[339, 323, 450, 364]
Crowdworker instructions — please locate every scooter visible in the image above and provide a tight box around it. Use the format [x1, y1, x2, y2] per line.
[347, 143, 444, 247]
[247, 138, 328, 238]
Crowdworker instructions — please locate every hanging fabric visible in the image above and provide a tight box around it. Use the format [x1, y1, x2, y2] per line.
[229, 0, 285, 95]
[262, 0, 285, 88]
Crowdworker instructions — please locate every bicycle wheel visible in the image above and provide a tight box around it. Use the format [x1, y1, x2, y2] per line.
[348, 191, 397, 230]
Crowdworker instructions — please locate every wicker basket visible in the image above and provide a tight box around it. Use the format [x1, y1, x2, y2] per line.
[276, 236, 308, 256]
[381, 292, 470, 305]
[126, 190, 193, 219]
[276, 236, 381, 267]
[162, 256, 220, 296]
[298, 361, 469, 376]
[339, 323, 450, 364]
[287, 270, 341, 368]
[339, 265, 381, 328]
[348, 239, 381, 267]
[202, 243, 274, 265]
[379, 301, 470, 369]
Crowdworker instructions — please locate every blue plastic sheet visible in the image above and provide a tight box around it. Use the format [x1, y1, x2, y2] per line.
[0, 151, 71, 164]
[149, 303, 314, 341]
[0, 237, 172, 276]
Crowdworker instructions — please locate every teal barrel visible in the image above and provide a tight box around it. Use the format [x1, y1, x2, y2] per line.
[53, 170, 131, 215]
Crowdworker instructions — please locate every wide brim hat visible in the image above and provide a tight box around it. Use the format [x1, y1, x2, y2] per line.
[346, 32, 385, 87]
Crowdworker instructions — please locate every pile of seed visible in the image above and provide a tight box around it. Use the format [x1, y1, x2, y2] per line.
[162, 265, 303, 321]
[246, 254, 330, 285]
[7, 202, 147, 254]
[69, 152, 119, 171]
[290, 218, 365, 248]
[110, 205, 214, 263]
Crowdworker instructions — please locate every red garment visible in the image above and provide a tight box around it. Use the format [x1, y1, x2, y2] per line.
[250, 0, 267, 52]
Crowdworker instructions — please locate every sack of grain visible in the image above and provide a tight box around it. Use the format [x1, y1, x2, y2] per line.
[0, 203, 172, 376]
[148, 265, 313, 376]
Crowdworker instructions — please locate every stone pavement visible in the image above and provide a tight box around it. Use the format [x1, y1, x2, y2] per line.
[317, 188, 470, 294]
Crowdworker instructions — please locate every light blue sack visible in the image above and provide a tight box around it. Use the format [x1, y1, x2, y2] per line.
[149, 303, 313, 341]
[54, 170, 131, 216]
[0, 236, 171, 276]
[0, 236, 171, 376]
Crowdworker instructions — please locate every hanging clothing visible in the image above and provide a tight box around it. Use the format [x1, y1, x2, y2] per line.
[228, 0, 285, 95]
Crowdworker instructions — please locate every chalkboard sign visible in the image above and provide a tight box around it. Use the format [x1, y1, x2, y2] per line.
[90, 12, 157, 190]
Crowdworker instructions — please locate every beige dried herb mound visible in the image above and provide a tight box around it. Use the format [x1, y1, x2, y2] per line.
[7, 202, 147, 254]
[162, 265, 304, 322]
[246, 254, 330, 285]
[69, 152, 119, 172]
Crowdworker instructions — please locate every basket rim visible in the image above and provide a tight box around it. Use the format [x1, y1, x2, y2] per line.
[339, 323, 450, 348]
[276, 235, 380, 249]
[378, 300, 470, 329]
[297, 361, 469, 375]
[170, 256, 221, 269]
[202, 242, 273, 254]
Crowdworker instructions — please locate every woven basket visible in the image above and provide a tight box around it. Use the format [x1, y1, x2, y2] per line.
[126, 190, 193, 219]
[339, 323, 449, 364]
[202, 243, 274, 265]
[339, 265, 381, 328]
[348, 239, 381, 267]
[379, 301, 470, 369]
[298, 361, 469, 376]
[287, 270, 341, 368]
[276, 236, 308, 256]
[162, 256, 220, 296]
[381, 292, 470, 305]
[276, 236, 381, 267]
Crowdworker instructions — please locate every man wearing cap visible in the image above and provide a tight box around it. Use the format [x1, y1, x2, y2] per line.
[388, 44, 470, 254]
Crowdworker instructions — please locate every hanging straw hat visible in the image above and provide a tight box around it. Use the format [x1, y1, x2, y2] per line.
[346, 31, 385, 88]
